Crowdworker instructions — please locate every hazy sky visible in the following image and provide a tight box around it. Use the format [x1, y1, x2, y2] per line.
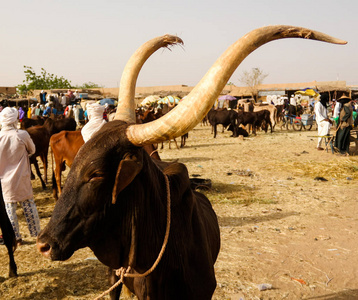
[1, 0, 357, 89]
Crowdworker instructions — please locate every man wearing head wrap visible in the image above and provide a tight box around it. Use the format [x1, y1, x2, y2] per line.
[314, 93, 332, 150]
[0, 107, 41, 245]
[42, 102, 53, 118]
[40, 90, 47, 104]
[334, 95, 353, 155]
[81, 103, 107, 142]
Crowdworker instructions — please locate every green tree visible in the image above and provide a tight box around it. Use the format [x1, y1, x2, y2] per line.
[17, 66, 72, 95]
[239, 67, 268, 102]
[76, 81, 103, 89]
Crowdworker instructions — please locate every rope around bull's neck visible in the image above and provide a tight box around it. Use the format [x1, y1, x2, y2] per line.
[93, 174, 171, 300]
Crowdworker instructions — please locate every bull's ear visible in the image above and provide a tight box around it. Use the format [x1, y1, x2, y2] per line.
[112, 153, 143, 204]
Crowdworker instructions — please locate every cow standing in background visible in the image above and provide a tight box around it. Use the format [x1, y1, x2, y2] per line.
[50, 131, 85, 200]
[26, 125, 51, 190]
[236, 110, 258, 135]
[254, 109, 273, 133]
[20, 116, 45, 129]
[253, 104, 277, 130]
[207, 108, 239, 138]
[43, 117, 77, 135]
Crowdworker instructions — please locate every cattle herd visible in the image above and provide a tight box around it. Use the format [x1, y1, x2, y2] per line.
[0, 26, 346, 299]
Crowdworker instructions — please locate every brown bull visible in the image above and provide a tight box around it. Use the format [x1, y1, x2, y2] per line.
[37, 27, 346, 300]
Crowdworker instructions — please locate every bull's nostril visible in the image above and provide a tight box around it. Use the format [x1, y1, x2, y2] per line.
[40, 244, 51, 252]
[37, 241, 52, 257]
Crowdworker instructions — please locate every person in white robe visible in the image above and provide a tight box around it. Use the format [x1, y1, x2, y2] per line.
[314, 94, 332, 150]
[81, 103, 107, 143]
[0, 107, 41, 244]
[332, 99, 342, 126]
[73, 104, 81, 128]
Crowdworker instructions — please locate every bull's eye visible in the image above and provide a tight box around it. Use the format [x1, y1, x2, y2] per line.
[88, 172, 104, 182]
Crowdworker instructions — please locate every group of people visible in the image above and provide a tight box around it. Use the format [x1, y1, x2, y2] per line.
[0, 99, 110, 246]
[40, 89, 80, 106]
[314, 93, 355, 155]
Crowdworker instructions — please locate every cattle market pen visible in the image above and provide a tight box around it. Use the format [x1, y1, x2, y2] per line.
[1, 124, 358, 299]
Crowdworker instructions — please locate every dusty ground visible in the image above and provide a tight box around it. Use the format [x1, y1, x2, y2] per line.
[1, 123, 358, 300]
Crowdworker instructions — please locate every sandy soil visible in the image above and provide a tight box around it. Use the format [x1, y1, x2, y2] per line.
[1, 124, 358, 300]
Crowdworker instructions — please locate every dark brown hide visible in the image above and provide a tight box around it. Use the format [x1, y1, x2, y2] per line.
[20, 116, 44, 129]
[253, 109, 273, 133]
[43, 117, 77, 135]
[37, 121, 220, 300]
[207, 108, 239, 138]
[236, 111, 258, 135]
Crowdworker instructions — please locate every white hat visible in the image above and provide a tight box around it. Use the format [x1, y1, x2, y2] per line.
[0, 107, 18, 126]
[87, 103, 105, 120]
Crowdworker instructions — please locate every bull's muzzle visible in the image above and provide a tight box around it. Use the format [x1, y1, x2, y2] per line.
[36, 237, 52, 259]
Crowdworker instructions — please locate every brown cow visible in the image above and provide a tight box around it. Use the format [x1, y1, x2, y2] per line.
[254, 109, 273, 133]
[207, 108, 239, 138]
[43, 117, 77, 135]
[20, 116, 45, 129]
[237, 110, 258, 135]
[37, 28, 345, 300]
[50, 131, 84, 200]
[253, 104, 277, 130]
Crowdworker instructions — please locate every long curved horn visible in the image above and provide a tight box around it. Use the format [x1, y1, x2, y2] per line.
[114, 35, 183, 123]
[126, 25, 347, 146]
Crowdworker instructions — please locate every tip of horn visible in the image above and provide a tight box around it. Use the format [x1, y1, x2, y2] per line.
[334, 39, 348, 45]
[162, 34, 184, 47]
[278, 26, 348, 45]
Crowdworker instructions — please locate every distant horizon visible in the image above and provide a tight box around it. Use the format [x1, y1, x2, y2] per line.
[2, 79, 355, 90]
